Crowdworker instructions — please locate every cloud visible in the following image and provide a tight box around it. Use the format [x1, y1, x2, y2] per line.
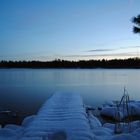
[119, 45, 140, 49]
[128, 46, 140, 48]
[86, 45, 140, 53]
[87, 49, 115, 52]
[64, 52, 138, 58]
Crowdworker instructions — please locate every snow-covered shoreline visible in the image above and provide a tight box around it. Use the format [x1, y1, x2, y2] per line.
[0, 92, 140, 140]
[100, 100, 140, 120]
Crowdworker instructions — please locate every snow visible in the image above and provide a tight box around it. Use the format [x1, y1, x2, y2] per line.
[88, 111, 102, 129]
[22, 115, 36, 127]
[0, 128, 19, 140]
[132, 128, 140, 137]
[0, 137, 17, 140]
[92, 128, 112, 136]
[111, 134, 138, 140]
[19, 137, 43, 140]
[0, 128, 18, 137]
[0, 92, 140, 140]
[103, 123, 115, 130]
[101, 101, 140, 120]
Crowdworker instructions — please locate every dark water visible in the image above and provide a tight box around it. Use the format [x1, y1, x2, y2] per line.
[0, 69, 140, 120]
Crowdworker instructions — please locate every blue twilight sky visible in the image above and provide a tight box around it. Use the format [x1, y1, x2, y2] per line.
[0, 0, 140, 61]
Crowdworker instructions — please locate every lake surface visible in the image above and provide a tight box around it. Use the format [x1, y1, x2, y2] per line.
[0, 69, 140, 118]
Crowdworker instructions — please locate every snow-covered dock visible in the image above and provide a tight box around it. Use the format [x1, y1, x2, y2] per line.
[20, 92, 94, 140]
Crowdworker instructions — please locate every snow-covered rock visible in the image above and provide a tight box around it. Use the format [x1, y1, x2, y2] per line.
[88, 111, 102, 129]
[22, 115, 36, 127]
[19, 137, 43, 140]
[0, 128, 19, 140]
[0, 128, 18, 137]
[132, 128, 140, 137]
[103, 101, 115, 107]
[103, 123, 115, 130]
[111, 133, 137, 140]
[101, 101, 140, 121]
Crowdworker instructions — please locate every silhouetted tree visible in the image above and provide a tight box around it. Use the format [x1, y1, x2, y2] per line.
[0, 58, 140, 68]
[132, 14, 140, 33]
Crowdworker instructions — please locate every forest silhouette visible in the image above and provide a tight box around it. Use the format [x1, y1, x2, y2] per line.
[0, 58, 140, 68]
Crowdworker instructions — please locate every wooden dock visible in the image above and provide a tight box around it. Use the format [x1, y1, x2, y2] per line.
[20, 92, 94, 140]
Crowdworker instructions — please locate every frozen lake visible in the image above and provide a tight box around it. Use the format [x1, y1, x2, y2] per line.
[0, 69, 140, 117]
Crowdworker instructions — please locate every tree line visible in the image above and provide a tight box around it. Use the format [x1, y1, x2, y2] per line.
[0, 58, 140, 68]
